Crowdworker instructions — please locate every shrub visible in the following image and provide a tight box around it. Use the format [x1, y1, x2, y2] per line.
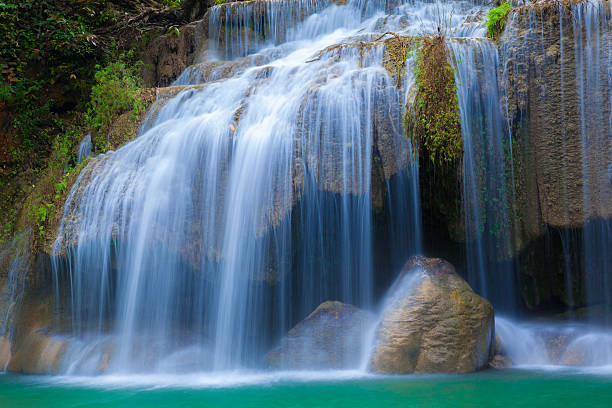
[160, 0, 183, 7]
[85, 60, 143, 152]
[487, 2, 512, 38]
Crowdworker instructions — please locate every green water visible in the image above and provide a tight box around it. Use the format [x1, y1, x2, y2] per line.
[1, 370, 611, 407]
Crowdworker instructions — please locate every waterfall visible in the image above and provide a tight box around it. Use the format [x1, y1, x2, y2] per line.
[499, 0, 612, 320]
[51, 0, 496, 374]
[573, 1, 612, 325]
[32, 0, 612, 375]
[449, 39, 517, 312]
[0, 232, 31, 372]
[77, 134, 92, 165]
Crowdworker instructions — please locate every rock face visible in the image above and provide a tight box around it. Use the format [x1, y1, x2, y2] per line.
[7, 330, 67, 374]
[265, 301, 374, 369]
[0, 336, 10, 368]
[369, 256, 494, 374]
[142, 17, 209, 87]
[498, 0, 612, 310]
[501, 1, 612, 237]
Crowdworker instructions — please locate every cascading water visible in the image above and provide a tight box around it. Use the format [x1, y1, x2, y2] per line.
[77, 134, 92, 165]
[572, 1, 612, 325]
[0, 233, 31, 372]
[449, 39, 517, 312]
[499, 0, 612, 318]
[52, 0, 497, 374]
[46, 0, 612, 376]
[488, 0, 612, 367]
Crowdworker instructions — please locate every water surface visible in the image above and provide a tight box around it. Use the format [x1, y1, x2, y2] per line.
[1, 370, 612, 407]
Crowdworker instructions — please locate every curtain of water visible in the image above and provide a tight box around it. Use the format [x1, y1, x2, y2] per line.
[51, 0, 479, 373]
[449, 39, 516, 312]
[0, 233, 31, 372]
[572, 1, 612, 326]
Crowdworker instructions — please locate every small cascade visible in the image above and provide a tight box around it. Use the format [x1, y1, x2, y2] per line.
[573, 1, 612, 325]
[77, 134, 92, 164]
[496, 317, 612, 367]
[207, 0, 331, 60]
[0, 232, 31, 372]
[449, 39, 517, 312]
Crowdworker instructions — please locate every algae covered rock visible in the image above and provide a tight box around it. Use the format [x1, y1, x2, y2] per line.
[265, 301, 374, 369]
[368, 256, 494, 374]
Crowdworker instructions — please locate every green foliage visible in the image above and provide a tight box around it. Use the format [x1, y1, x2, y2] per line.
[24, 125, 83, 241]
[406, 37, 462, 167]
[31, 202, 54, 237]
[168, 25, 181, 37]
[49, 125, 81, 171]
[0, 0, 120, 174]
[487, 2, 512, 38]
[214, 0, 229, 5]
[0, 0, 168, 242]
[85, 59, 144, 152]
[160, 0, 183, 7]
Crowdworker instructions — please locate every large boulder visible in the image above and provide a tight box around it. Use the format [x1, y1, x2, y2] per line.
[265, 301, 375, 369]
[368, 256, 495, 373]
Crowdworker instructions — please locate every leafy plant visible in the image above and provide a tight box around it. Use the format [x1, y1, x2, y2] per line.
[85, 59, 144, 152]
[487, 2, 512, 38]
[168, 25, 180, 36]
[31, 202, 54, 237]
[160, 0, 183, 7]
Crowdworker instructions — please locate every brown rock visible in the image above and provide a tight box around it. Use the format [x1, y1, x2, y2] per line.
[489, 354, 513, 369]
[0, 336, 10, 369]
[7, 329, 67, 374]
[369, 256, 495, 374]
[142, 18, 209, 87]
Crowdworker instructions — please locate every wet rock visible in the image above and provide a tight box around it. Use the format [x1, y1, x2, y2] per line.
[0, 336, 10, 368]
[489, 354, 513, 369]
[369, 256, 495, 374]
[502, 1, 612, 234]
[142, 18, 209, 87]
[498, 1, 612, 311]
[7, 329, 67, 374]
[489, 335, 513, 369]
[265, 301, 375, 369]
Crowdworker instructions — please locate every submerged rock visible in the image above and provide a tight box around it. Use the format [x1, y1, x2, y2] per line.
[489, 335, 513, 369]
[368, 256, 495, 374]
[265, 301, 374, 369]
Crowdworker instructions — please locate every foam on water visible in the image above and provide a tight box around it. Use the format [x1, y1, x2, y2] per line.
[47, 370, 375, 390]
[496, 317, 612, 369]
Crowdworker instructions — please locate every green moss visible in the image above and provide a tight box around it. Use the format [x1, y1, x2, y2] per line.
[487, 2, 512, 38]
[405, 37, 462, 167]
[383, 36, 420, 87]
[160, 0, 183, 7]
